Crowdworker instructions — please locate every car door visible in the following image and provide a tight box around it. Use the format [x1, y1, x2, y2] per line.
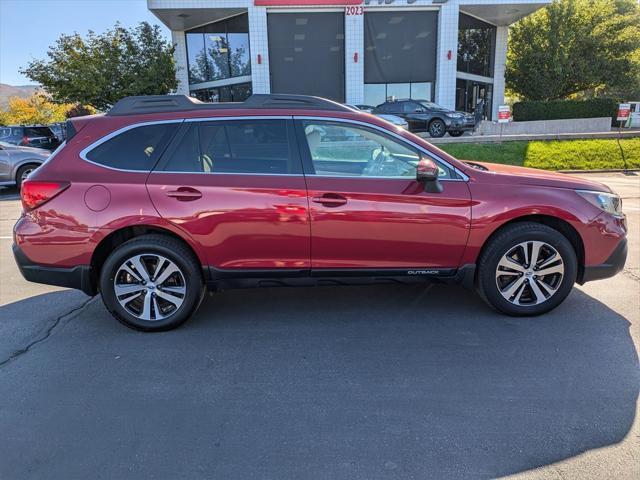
[146, 118, 311, 274]
[0, 145, 12, 182]
[295, 118, 472, 271]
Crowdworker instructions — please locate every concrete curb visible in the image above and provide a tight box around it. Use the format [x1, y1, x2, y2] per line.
[559, 168, 640, 174]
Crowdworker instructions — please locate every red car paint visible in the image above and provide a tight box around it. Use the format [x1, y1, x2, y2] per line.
[13, 103, 626, 295]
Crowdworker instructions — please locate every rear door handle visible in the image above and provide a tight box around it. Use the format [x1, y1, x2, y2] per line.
[166, 187, 202, 201]
[311, 193, 348, 207]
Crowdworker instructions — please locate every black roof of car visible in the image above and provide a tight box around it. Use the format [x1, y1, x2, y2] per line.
[107, 94, 353, 116]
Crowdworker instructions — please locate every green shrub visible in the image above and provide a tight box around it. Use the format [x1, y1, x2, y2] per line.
[512, 98, 620, 124]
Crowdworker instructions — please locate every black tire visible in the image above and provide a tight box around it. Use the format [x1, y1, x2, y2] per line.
[428, 119, 446, 138]
[476, 222, 578, 316]
[99, 234, 205, 331]
[16, 163, 39, 189]
[448, 130, 464, 137]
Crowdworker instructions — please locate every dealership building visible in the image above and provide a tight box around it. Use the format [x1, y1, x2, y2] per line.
[148, 0, 549, 120]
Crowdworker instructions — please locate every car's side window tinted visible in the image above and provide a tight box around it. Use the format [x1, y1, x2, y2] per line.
[162, 120, 294, 175]
[86, 123, 177, 171]
[403, 102, 417, 113]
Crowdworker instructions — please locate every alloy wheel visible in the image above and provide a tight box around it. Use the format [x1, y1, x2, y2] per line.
[114, 254, 186, 321]
[495, 241, 565, 306]
[20, 168, 34, 182]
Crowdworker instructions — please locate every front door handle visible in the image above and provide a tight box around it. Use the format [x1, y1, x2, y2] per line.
[311, 193, 348, 207]
[166, 187, 202, 201]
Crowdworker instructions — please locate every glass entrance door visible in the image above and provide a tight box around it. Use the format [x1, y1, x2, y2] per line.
[456, 79, 493, 121]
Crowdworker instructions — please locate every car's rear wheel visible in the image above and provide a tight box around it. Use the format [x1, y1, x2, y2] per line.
[476, 222, 577, 316]
[448, 130, 464, 137]
[428, 119, 446, 138]
[16, 163, 39, 189]
[99, 234, 204, 331]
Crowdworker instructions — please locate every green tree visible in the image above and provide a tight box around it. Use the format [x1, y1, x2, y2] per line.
[21, 22, 177, 111]
[506, 0, 640, 101]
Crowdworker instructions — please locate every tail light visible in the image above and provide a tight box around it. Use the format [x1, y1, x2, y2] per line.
[21, 181, 70, 211]
[20, 135, 29, 146]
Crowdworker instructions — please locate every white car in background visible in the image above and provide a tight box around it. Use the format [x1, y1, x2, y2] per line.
[346, 104, 409, 129]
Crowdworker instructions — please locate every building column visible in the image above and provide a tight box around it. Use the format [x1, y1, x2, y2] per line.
[248, 7, 271, 94]
[435, 0, 459, 109]
[491, 25, 508, 120]
[344, 12, 364, 104]
[171, 30, 189, 95]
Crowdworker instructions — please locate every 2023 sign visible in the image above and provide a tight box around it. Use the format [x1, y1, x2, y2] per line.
[345, 5, 364, 15]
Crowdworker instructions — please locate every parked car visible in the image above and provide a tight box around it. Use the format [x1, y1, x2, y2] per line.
[0, 141, 50, 188]
[13, 94, 627, 331]
[48, 122, 67, 142]
[346, 104, 409, 129]
[0, 125, 61, 151]
[374, 99, 476, 137]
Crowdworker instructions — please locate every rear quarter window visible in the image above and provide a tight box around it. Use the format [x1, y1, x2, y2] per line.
[24, 127, 54, 137]
[85, 123, 178, 171]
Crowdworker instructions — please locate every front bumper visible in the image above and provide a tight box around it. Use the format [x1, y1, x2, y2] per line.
[13, 244, 96, 296]
[579, 237, 628, 284]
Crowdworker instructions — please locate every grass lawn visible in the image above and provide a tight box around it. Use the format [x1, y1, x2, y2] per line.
[438, 138, 640, 170]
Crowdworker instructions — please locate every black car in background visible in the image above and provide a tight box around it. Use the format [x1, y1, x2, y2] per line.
[0, 125, 61, 151]
[374, 99, 476, 137]
[48, 122, 67, 143]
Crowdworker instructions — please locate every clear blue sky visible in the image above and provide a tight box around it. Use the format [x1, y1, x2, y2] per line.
[0, 0, 170, 86]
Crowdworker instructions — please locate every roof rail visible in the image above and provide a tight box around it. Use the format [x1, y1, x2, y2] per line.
[106, 94, 352, 116]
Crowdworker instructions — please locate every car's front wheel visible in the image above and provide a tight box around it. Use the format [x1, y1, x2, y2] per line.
[476, 222, 577, 316]
[99, 234, 205, 331]
[428, 119, 446, 138]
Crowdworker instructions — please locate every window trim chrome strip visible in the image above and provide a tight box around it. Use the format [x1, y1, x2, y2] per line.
[78, 115, 469, 181]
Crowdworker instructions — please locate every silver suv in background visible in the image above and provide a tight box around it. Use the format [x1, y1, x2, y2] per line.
[0, 142, 50, 188]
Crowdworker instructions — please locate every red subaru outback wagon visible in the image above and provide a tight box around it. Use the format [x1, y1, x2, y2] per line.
[13, 95, 627, 331]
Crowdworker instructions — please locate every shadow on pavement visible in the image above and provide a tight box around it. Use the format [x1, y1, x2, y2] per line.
[0, 284, 637, 479]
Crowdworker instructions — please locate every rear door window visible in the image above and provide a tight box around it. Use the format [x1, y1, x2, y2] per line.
[160, 119, 298, 175]
[24, 127, 54, 137]
[85, 123, 178, 171]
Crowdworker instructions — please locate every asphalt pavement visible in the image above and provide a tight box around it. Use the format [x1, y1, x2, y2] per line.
[0, 173, 638, 479]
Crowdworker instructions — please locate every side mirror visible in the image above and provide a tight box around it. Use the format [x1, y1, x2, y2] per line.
[416, 157, 443, 193]
[414, 107, 426, 113]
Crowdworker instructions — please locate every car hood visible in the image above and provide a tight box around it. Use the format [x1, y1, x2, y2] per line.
[9, 145, 50, 156]
[376, 114, 407, 125]
[466, 161, 612, 192]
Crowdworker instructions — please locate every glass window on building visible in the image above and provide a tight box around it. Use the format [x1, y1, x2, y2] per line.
[457, 14, 496, 78]
[190, 82, 253, 104]
[185, 13, 251, 86]
[364, 82, 432, 108]
[364, 11, 438, 106]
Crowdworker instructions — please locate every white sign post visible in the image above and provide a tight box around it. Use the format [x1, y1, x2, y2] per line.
[617, 103, 631, 171]
[497, 105, 511, 142]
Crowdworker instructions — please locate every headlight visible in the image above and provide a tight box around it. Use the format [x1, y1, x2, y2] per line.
[576, 190, 623, 217]
[446, 113, 464, 119]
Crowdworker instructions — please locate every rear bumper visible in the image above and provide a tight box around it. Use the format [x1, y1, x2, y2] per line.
[579, 238, 628, 284]
[12, 244, 96, 296]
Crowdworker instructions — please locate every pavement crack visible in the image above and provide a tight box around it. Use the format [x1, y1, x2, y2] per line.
[623, 268, 640, 282]
[0, 296, 94, 369]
